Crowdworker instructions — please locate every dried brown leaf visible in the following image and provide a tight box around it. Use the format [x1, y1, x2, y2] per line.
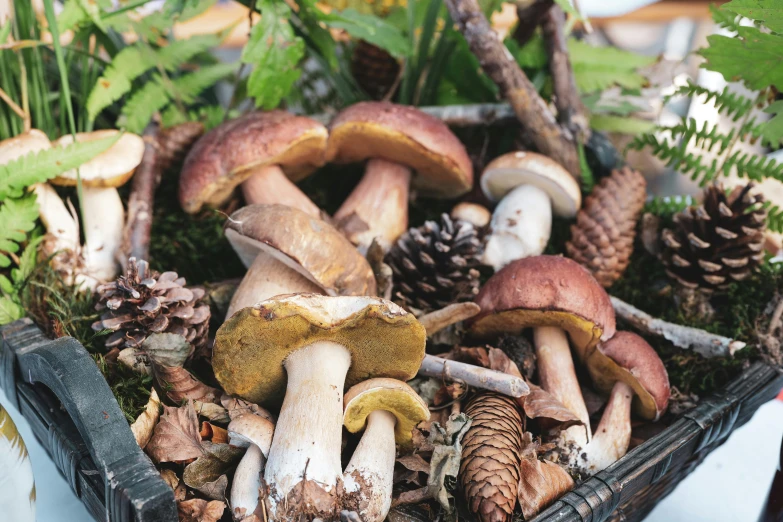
[199, 422, 228, 444]
[523, 384, 583, 431]
[192, 401, 230, 424]
[160, 469, 187, 501]
[145, 401, 204, 463]
[221, 394, 275, 422]
[153, 364, 219, 405]
[144, 332, 193, 367]
[517, 457, 574, 519]
[397, 454, 430, 474]
[131, 389, 161, 449]
[177, 498, 226, 522]
[182, 442, 243, 500]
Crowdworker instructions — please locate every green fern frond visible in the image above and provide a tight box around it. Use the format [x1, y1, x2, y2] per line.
[120, 78, 170, 134]
[0, 132, 121, 200]
[86, 46, 154, 122]
[662, 119, 736, 154]
[157, 33, 225, 71]
[766, 203, 783, 233]
[644, 195, 695, 216]
[0, 194, 38, 268]
[722, 149, 783, 181]
[664, 81, 756, 122]
[627, 133, 719, 184]
[173, 62, 237, 103]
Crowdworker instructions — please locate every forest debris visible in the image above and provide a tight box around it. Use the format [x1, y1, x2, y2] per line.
[160, 469, 187, 501]
[146, 401, 203, 464]
[176, 498, 226, 522]
[182, 442, 243, 500]
[130, 388, 161, 448]
[418, 303, 481, 336]
[122, 122, 161, 266]
[517, 434, 575, 519]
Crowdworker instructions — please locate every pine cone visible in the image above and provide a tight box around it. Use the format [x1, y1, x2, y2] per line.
[385, 214, 481, 314]
[92, 258, 211, 353]
[566, 167, 647, 287]
[460, 393, 525, 522]
[661, 182, 766, 292]
[158, 121, 204, 173]
[351, 40, 400, 100]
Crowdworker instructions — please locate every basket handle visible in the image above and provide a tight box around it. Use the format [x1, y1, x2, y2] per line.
[1, 319, 176, 522]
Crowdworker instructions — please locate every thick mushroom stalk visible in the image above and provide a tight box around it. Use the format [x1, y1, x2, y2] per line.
[241, 164, 321, 218]
[333, 158, 411, 253]
[228, 414, 275, 521]
[482, 185, 553, 270]
[578, 381, 632, 473]
[81, 186, 125, 283]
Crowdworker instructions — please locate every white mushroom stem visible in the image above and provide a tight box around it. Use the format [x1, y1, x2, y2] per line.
[241, 164, 321, 218]
[33, 183, 79, 256]
[482, 184, 553, 271]
[232, 445, 265, 521]
[226, 249, 322, 317]
[81, 186, 124, 284]
[343, 410, 397, 522]
[533, 326, 591, 445]
[264, 341, 351, 517]
[333, 158, 411, 254]
[579, 381, 633, 473]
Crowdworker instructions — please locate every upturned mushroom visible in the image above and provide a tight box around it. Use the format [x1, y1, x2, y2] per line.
[327, 102, 473, 252]
[51, 130, 145, 284]
[576, 331, 670, 473]
[179, 111, 327, 217]
[342, 378, 430, 522]
[480, 152, 581, 270]
[228, 413, 275, 521]
[468, 256, 615, 449]
[213, 294, 426, 520]
[223, 204, 377, 317]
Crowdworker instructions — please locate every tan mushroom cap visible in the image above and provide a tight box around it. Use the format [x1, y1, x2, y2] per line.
[586, 331, 670, 421]
[51, 130, 144, 188]
[213, 294, 427, 406]
[179, 110, 328, 214]
[0, 129, 51, 162]
[326, 102, 473, 198]
[228, 414, 275, 456]
[344, 378, 430, 449]
[481, 151, 581, 218]
[467, 256, 616, 360]
[225, 204, 377, 296]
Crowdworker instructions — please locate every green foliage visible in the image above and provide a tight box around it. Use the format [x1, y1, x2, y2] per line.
[568, 39, 656, 93]
[0, 237, 42, 324]
[644, 195, 695, 216]
[316, 7, 411, 58]
[665, 81, 755, 121]
[723, 0, 783, 32]
[700, 27, 783, 91]
[589, 114, 656, 135]
[0, 194, 38, 269]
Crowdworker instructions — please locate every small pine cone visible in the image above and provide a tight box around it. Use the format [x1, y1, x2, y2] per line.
[460, 393, 525, 522]
[158, 121, 204, 172]
[385, 214, 481, 314]
[566, 167, 647, 287]
[661, 182, 766, 292]
[351, 40, 400, 100]
[92, 258, 211, 353]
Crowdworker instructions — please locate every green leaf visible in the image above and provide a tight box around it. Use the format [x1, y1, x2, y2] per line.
[569, 39, 656, 93]
[590, 114, 656, 135]
[709, 4, 742, 33]
[582, 92, 645, 116]
[0, 296, 24, 325]
[699, 27, 783, 91]
[57, 0, 89, 33]
[0, 275, 13, 294]
[120, 78, 170, 134]
[76, 0, 107, 32]
[174, 62, 237, 103]
[157, 33, 225, 71]
[577, 141, 594, 191]
[86, 46, 152, 122]
[317, 8, 411, 58]
[760, 100, 783, 146]
[509, 33, 548, 70]
[12, 236, 44, 285]
[0, 133, 121, 200]
[723, 0, 783, 32]
[0, 194, 38, 268]
[242, 0, 305, 110]
[297, 0, 339, 70]
[0, 19, 12, 44]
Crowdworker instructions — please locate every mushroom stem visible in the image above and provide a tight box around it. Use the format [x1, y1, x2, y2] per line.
[334, 158, 411, 253]
[226, 249, 322, 317]
[81, 186, 124, 284]
[343, 410, 397, 522]
[580, 380, 632, 473]
[241, 164, 322, 218]
[232, 444, 265, 521]
[264, 341, 351, 518]
[32, 183, 80, 281]
[533, 326, 591, 444]
[482, 184, 553, 270]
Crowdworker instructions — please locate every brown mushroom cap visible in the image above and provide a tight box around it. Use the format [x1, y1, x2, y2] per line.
[51, 130, 144, 188]
[0, 129, 51, 163]
[179, 111, 328, 214]
[326, 102, 473, 198]
[225, 204, 377, 296]
[343, 378, 430, 449]
[586, 331, 670, 421]
[467, 256, 616, 360]
[213, 294, 426, 406]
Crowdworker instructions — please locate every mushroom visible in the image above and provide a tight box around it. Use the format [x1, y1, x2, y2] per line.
[212, 294, 425, 520]
[342, 378, 430, 522]
[51, 130, 144, 284]
[228, 414, 275, 521]
[468, 256, 615, 449]
[327, 102, 473, 252]
[451, 201, 491, 229]
[577, 331, 670, 473]
[179, 111, 327, 217]
[223, 204, 377, 317]
[480, 152, 581, 270]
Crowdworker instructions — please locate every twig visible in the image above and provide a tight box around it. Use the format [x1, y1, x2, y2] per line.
[310, 103, 518, 127]
[0, 86, 27, 122]
[610, 296, 747, 358]
[513, 0, 554, 47]
[541, 5, 589, 141]
[419, 355, 531, 398]
[418, 302, 481, 336]
[121, 122, 161, 267]
[444, 0, 580, 177]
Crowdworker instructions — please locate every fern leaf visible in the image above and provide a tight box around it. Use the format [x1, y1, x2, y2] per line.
[173, 63, 237, 103]
[11, 236, 43, 286]
[568, 39, 656, 93]
[664, 82, 756, 122]
[662, 119, 736, 154]
[86, 46, 156, 122]
[759, 100, 783, 147]
[722, 149, 783, 181]
[120, 78, 171, 134]
[0, 296, 24, 325]
[766, 203, 783, 233]
[0, 133, 121, 200]
[0, 194, 38, 268]
[157, 33, 225, 71]
[627, 133, 719, 184]
[644, 195, 695, 216]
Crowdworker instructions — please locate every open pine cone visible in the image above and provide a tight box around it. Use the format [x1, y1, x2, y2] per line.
[92, 258, 211, 352]
[662, 183, 766, 292]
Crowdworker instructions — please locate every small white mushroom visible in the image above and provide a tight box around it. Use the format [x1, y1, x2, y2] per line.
[228, 414, 275, 521]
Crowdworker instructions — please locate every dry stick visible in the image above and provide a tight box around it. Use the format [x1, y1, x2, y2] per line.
[419, 355, 531, 398]
[418, 302, 481, 336]
[444, 0, 581, 177]
[513, 0, 554, 47]
[121, 122, 161, 268]
[610, 296, 746, 358]
[311, 103, 518, 127]
[541, 5, 590, 142]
